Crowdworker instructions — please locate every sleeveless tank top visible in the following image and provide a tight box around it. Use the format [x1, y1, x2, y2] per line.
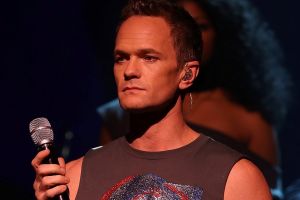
[75, 135, 243, 200]
[97, 100, 282, 199]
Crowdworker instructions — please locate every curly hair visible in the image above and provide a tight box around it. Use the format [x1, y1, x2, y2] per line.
[176, 0, 292, 130]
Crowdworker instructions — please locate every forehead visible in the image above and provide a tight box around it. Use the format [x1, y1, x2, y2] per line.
[115, 16, 174, 50]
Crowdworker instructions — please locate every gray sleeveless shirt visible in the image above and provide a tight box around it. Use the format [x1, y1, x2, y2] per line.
[75, 135, 243, 200]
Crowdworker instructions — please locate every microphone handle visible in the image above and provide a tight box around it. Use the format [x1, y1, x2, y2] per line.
[38, 143, 70, 200]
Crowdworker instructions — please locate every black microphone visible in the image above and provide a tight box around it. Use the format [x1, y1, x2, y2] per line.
[29, 117, 70, 200]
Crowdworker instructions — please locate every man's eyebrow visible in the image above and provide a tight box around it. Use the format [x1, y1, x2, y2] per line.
[136, 48, 162, 56]
[114, 48, 162, 56]
[114, 49, 128, 56]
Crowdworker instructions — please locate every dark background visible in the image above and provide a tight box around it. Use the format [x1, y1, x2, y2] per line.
[1, 0, 299, 198]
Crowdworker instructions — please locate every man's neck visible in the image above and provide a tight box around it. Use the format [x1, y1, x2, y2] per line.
[126, 97, 199, 152]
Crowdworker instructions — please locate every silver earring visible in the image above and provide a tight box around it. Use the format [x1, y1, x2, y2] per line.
[189, 92, 193, 110]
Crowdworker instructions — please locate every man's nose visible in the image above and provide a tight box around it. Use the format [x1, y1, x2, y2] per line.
[124, 58, 141, 80]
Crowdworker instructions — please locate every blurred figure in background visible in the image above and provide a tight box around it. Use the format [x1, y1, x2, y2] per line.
[97, 0, 292, 199]
[285, 179, 300, 200]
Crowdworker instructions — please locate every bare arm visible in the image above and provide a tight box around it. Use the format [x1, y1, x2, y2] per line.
[224, 159, 272, 200]
[65, 157, 83, 199]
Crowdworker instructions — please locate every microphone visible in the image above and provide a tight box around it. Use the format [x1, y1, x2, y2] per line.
[29, 117, 70, 200]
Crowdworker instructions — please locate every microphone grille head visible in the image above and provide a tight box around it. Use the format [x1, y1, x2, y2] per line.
[29, 117, 54, 146]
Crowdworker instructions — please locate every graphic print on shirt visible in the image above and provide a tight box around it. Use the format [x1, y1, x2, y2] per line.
[101, 173, 203, 200]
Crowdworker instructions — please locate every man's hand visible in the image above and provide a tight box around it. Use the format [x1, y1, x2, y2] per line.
[31, 149, 70, 200]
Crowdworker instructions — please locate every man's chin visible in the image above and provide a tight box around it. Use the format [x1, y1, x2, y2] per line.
[122, 106, 148, 114]
[121, 103, 167, 114]
[121, 103, 155, 114]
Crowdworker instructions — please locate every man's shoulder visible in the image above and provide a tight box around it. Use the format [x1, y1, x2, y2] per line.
[229, 158, 263, 180]
[224, 158, 272, 200]
[66, 157, 83, 172]
[84, 137, 125, 159]
[66, 157, 84, 199]
[200, 135, 243, 161]
[193, 135, 245, 180]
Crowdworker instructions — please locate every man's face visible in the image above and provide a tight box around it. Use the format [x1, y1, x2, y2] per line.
[114, 16, 181, 112]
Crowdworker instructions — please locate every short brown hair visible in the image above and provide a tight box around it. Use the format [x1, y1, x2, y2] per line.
[117, 0, 202, 68]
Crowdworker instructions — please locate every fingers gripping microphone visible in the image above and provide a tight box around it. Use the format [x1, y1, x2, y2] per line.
[29, 117, 70, 200]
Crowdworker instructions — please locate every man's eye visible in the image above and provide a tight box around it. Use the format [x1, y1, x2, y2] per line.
[144, 56, 158, 62]
[114, 57, 126, 63]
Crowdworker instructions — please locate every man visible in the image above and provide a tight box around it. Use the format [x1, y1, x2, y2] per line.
[31, 0, 272, 199]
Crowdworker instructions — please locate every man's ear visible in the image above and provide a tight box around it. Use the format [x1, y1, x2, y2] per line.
[179, 60, 200, 90]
